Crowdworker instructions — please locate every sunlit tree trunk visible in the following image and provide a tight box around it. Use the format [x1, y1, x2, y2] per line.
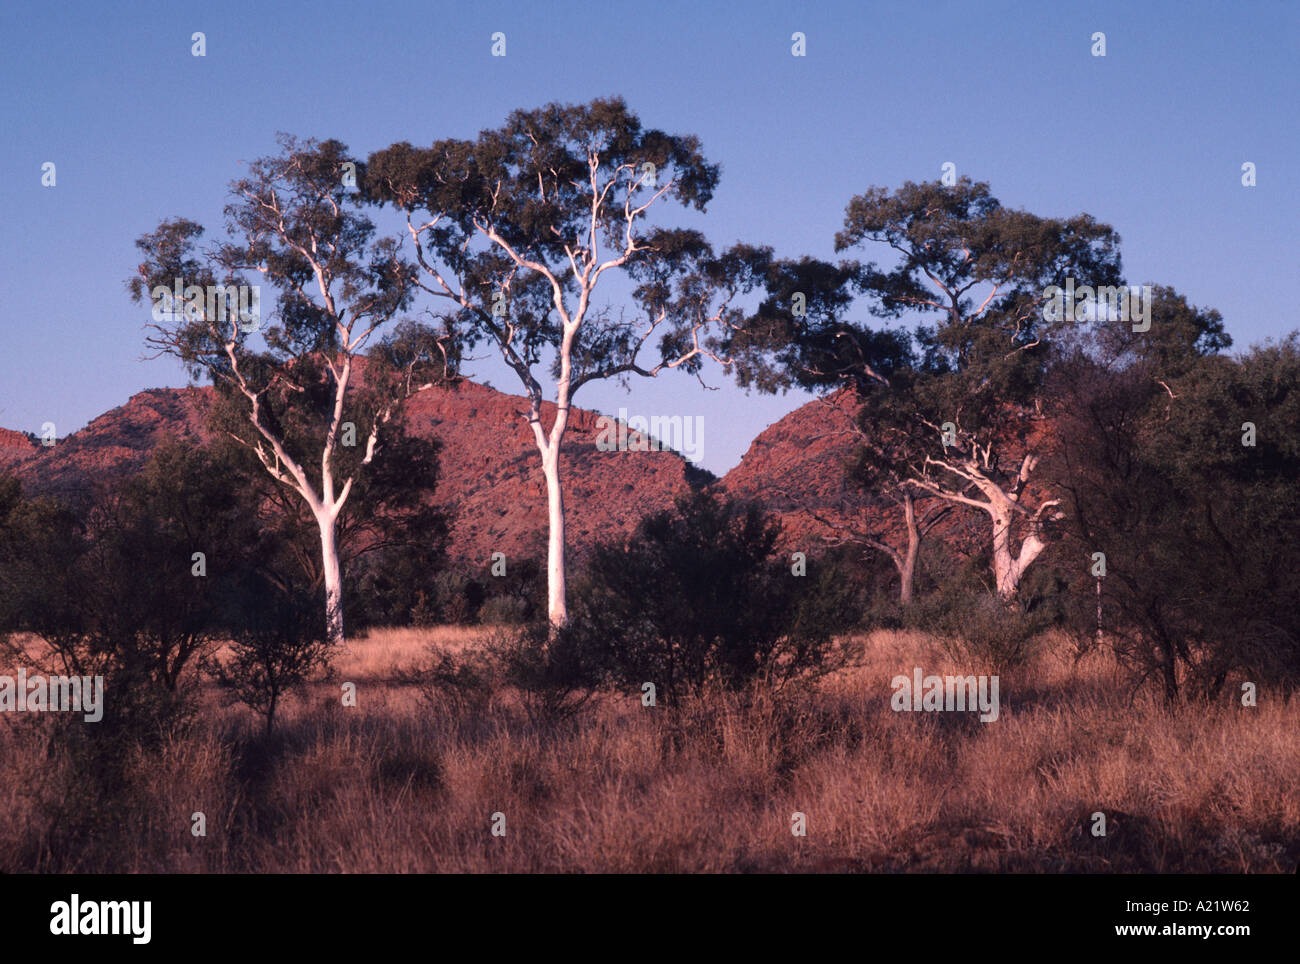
[316, 509, 344, 646]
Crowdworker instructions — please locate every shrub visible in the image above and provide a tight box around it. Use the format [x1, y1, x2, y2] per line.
[430, 570, 486, 624]
[405, 645, 498, 718]
[479, 595, 530, 626]
[906, 589, 1048, 672]
[0, 442, 264, 744]
[209, 579, 336, 733]
[487, 622, 604, 725]
[479, 555, 545, 625]
[568, 490, 852, 704]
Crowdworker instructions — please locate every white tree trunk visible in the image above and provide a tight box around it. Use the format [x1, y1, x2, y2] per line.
[542, 450, 568, 628]
[317, 510, 345, 646]
[918, 451, 1058, 602]
[990, 508, 1049, 600]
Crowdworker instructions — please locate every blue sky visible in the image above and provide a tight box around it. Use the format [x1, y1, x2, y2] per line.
[1, 0, 1296, 476]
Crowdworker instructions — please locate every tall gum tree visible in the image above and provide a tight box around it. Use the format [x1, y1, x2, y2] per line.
[366, 98, 761, 627]
[830, 177, 1125, 599]
[129, 135, 453, 645]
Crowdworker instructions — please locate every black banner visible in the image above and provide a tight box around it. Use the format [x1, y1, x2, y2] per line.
[0, 873, 1286, 951]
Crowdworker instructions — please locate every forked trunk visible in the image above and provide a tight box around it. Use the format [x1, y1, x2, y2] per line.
[990, 508, 1049, 600]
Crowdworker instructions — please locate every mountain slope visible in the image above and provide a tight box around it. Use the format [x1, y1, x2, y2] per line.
[1, 381, 704, 566]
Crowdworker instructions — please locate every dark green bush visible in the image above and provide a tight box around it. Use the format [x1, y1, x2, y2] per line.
[208, 577, 336, 733]
[486, 622, 605, 724]
[568, 490, 853, 704]
[905, 589, 1050, 672]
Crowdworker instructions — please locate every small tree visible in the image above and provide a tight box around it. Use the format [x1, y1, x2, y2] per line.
[129, 135, 453, 645]
[208, 402, 450, 630]
[0, 441, 264, 738]
[366, 98, 761, 626]
[570, 490, 851, 703]
[210, 578, 334, 734]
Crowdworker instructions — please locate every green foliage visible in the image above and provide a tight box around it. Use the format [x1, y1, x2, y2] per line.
[838, 178, 1121, 476]
[198, 382, 450, 631]
[479, 595, 531, 626]
[798, 542, 895, 629]
[1050, 334, 1300, 701]
[487, 622, 605, 725]
[722, 255, 916, 394]
[407, 645, 498, 718]
[0, 441, 264, 743]
[481, 554, 545, 624]
[426, 570, 486, 625]
[1083, 285, 1231, 377]
[129, 135, 425, 383]
[568, 490, 853, 703]
[366, 96, 720, 263]
[415, 556, 545, 627]
[365, 98, 764, 391]
[905, 590, 1050, 672]
[208, 579, 335, 734]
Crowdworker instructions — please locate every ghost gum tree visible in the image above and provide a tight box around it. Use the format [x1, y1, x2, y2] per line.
[129, 135, 453, 645]
[366, 98, 760, 627]
[830, 177, 1125, 600]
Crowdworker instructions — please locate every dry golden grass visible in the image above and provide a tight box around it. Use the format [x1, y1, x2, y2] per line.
[1, 625, 1296, 873]
[329, 624, 482, 681]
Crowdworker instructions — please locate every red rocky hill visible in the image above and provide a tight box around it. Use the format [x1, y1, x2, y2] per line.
[0, 427, 38, 472]
[400, 380, 706, 565]
[0, 381, 706, 566]
[718, 387, 865, 551]
[3, 380, 1043, 569]
[3, 388, 211, 505]
[718, 386, 1038, 561]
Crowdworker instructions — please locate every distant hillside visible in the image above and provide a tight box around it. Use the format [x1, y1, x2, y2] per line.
[719, 387, 862, 537]
[0, 381, 704, 566]
[0, 427, 37, 473]
[719, 386, 1026, 561]
[399, 380, 706, 565]
[2, 379, 1017, 569]
[1, 388, 210, 504]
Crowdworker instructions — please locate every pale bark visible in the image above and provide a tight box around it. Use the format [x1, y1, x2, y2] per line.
[898, 494, 920, 605]
[394, 155, 736, 631]
[990, 505, 1051, 600]
[911, 450, 1062, 600]
[541, 450, 568, 627]
[317, 510, 344, 647]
